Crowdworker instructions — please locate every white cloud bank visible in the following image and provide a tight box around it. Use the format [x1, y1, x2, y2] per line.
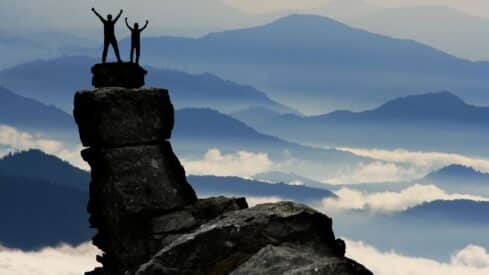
[346, 240, 489, 275]
[325, 147, 489, 184]
[0, 124, 86, 170]
[325, 161, 422, 185]
[340, 147, 489, 173]
[182, 149, 273, 178]
[3, 238, 488, 275]
[0, 242, 100, 275]
[321, 184, 489, 213]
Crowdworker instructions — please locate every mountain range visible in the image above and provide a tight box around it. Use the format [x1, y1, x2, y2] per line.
[173, 108, 368, 181]
[7, 14, 489, 116]
[0, 55, 294, 114]
[233, 92, 489, 156]
[0, 86, 74, 133]
[420, 164, 489, 196]
[343, 4, 489, 61]
[112, 14, 489, 114]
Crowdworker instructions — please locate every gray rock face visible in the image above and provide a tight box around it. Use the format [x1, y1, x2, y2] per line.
[231, 245, 372, 275]
[92, 62, 147, 89]
[136, 202, 370, 275]
[83, 143, 196, 216]
[74, 88, 174, 147]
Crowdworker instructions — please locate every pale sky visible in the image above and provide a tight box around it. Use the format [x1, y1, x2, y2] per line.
[2, 0, 489, 35]
[223, 0, 489, 17]
[3, 0, 489, 57]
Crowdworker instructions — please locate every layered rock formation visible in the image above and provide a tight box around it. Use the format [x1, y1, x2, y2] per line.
[74, 75, 372, 274]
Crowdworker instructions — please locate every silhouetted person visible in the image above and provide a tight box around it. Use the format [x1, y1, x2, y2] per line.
[125, 18, 149, 64]
[92, 8, 123, 63]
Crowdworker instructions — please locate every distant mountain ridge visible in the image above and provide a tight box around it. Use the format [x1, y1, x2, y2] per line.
[399, 200, 489, 224]
[0, 174, 91, 249]
[0, 86, 73, 132]
[312, 91, 489, 123]
[349, 5, 489, 61]
[233, 92, 489, 156]
[0, 150, 89, 191]
[425, 164, 489, 182]
[0, 55, 295, 114]
[118, 14, 489, 113]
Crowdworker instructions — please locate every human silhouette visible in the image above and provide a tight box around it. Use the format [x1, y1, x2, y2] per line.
[92, 8, 123, 63]
[125, 18, 149, 64]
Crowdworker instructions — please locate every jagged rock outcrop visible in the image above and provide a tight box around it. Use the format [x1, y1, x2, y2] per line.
[136, 202, 355, 275]
[92, 63, 147, 89]
[75, 79, 372, 274]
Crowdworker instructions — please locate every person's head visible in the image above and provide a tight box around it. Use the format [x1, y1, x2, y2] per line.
[134, 23, 139, 29]
[107, 14, 113, 21]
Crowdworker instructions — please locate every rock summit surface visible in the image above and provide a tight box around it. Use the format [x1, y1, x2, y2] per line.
[92, 63, 147, 89]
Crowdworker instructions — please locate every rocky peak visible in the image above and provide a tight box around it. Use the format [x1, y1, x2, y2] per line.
[74, 66, 372, 275]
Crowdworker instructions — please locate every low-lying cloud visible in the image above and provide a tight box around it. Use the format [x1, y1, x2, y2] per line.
[321, 184, 489, 213]
[0, 124, 86, 169]
[182, 149, 273, 178]
[0, 242, 100, 275]
[346, 239, 489, 275]
[325, 161, 422, 185]
[339, 147, 489, 174]
[4, 238, 488, 275]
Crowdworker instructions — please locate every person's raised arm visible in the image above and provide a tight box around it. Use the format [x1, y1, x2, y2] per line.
[91, 8, 106, 22]
[125, 18, 133, 30]
[114, 9, 123, 22]
[141, 20, 149, 31]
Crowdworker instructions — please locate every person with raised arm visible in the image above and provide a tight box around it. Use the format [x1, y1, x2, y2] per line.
[92, 8, 123, 63]
[125, 17, 149, 65]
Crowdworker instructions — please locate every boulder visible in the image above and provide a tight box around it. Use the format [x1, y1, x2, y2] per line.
[74, 88, 174, 148]
[151, 196, 248, 235]
[136, 202, 349, 275]
[231, 244, 372, 275]
[92, 62, 147, 89]
[151, 196, 248, 248]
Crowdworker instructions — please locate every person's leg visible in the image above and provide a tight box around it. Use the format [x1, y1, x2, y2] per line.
[102, 39, 109, 63]
[111, 38, 122, 62]
[130, 45, 134, 63]
[135, 43, 140, 64]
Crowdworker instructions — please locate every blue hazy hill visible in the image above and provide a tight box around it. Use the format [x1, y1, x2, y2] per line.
[425, 165, 489, 183]
[173, 108, 367, 166]
[399, 200, 489, 224]
[0, 86, 73, 132]
[0, 56, 294, 114]
[130, 14, 489, 113]
[420, 164, 489, 196]
[0, 174, 91, 249]
[0, 150, 89, 192]
[0, 33, 57, 69]
[233, 92, 489, 156]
